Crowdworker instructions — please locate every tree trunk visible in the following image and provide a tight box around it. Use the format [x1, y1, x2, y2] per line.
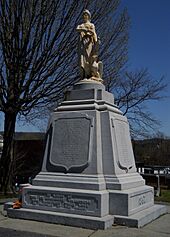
[0, 112, 17, 194]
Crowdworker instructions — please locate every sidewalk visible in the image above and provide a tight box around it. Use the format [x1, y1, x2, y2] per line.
[0, 202, 170, 237]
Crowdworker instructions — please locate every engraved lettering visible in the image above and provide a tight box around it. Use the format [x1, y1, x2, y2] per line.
[50, 117, 91, 171]
[25, 191, 98, 213]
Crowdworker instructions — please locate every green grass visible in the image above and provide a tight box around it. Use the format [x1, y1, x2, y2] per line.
[155, 189, 170, 203]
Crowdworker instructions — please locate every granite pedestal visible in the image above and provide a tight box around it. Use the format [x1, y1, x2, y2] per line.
[6, 80, 166, 229]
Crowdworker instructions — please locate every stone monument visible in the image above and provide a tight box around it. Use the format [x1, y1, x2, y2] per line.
[7, 10, 166, 229]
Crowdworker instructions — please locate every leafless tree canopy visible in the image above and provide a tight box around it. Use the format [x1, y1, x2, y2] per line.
[112, 69, 166, 137]
[0, 0, 129, 116]
[0, 0, 130, 192]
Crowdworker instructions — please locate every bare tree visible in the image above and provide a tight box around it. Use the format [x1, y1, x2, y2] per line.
[0, 0, 129, 192]
[109, 69, 167, 138]
[11, 138, 44, 193]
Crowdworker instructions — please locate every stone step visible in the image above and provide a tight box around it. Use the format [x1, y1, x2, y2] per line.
[6, 204, 167, 229]
[114, 204, 167, 228]
[7, 207, 114, 230]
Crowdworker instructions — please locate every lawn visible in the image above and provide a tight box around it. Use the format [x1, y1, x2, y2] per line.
[155, 189, 170, 203]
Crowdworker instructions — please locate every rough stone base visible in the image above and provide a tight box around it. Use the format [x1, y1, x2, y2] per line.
[7, 208, 114, 230]
[114, 204, 167, 228]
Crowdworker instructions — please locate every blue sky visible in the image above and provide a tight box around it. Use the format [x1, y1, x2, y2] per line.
[0, 0, 170, 136]
[121, 0, 170, 137]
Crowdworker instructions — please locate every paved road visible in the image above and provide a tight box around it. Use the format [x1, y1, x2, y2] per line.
[0, 227, 52, 237]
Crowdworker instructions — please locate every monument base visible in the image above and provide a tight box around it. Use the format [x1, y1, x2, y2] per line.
[7, 208, 114, 230]
[114, 204, 166, 228]
[21, 186, 110, 218]
[5, 183, 167, 229]
[5, 81, 167, 229]
[6, 202, 166, 229]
